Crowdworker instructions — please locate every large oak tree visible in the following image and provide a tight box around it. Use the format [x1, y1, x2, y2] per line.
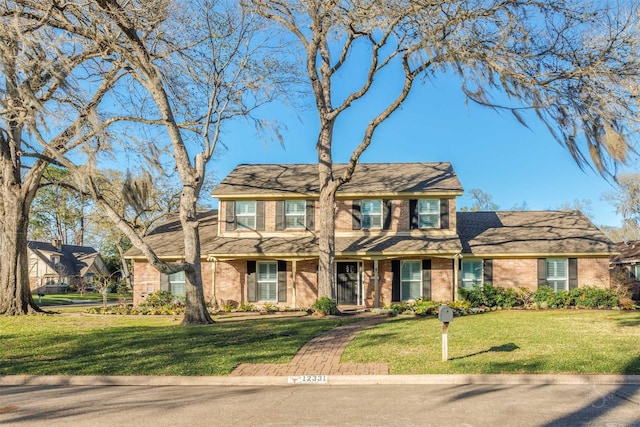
[247, 0, 640, 300]
[2, 0, 293, 323]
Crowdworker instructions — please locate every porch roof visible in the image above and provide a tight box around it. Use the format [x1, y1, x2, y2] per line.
[205, 233, 462, 259]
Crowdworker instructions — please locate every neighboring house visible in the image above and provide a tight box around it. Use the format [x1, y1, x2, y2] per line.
[28, 239, 110, 293]
[126, 162, 618, 308]
[610, 241, 640, 300]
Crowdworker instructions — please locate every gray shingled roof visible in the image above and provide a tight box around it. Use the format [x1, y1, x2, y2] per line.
[457, 210, 617, 256]
[124, 210, 219, 258]
[211, 162, 463, 197]
[27, 241, 102, 276]
[125, 209, 616, 259]
[611, 240, 640, 263]
[206, 234, 462, 258]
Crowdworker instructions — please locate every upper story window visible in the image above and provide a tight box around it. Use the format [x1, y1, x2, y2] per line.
[546, 258, 568, 292]
[361, 200, 383, 229]
[236, 201, 256, 229]
[418, 199, 440, 228]
[285, 200, 306, 229]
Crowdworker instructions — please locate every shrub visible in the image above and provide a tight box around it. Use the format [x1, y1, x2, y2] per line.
[237, 302, 256, 312]
[413, 299, 439, 315]
[570, 286, 619, 309]
[144, 291, 175, 307]
[261, 302, 279, 313]
[312, 296, 338, 315]
[459, 283, 517, 308]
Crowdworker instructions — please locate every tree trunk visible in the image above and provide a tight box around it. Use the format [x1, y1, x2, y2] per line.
[0, 187, 42, 315]
[317, 184, 337, 299]
[180, 186, 213, 325]
[316, 121, 337, 300]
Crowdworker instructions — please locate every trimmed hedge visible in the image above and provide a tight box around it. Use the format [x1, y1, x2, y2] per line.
[460, 284, 631, 310]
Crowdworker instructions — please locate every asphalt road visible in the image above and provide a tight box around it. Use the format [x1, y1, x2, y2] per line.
[1, 383, 639, 426]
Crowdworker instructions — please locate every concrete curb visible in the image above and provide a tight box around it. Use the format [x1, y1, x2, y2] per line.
[2, 374, 639, 387]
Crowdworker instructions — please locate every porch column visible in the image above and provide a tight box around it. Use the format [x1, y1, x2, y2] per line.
[453, 254, 461, 301]
[373, 259, 380, 309]
[211, 257, 217, 309]
[292, 260, 297, 309]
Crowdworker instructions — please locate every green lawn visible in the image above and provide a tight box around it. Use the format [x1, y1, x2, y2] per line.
[0, 315, 351, 376]
[1, 310, 638, 376]
[342, 310, 640, 375]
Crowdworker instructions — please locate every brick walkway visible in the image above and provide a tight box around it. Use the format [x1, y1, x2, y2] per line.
[230, 314, 389, 376]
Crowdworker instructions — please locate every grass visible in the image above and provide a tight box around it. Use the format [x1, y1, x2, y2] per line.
[0, 314, 351, 376]
[32, 293, 129, 306]
[1, 310, 638, 376]
[341, 310, 640, 375]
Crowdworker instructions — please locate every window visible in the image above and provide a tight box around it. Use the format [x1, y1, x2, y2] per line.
[418, 199, 440, 228]
[461, 260, 483, 289]
[169, 271, 186, 296]
[285, 200, 306, 229]
[257, 261, 278, 301]
[401, 260, 422, 300]
[546, 258, 568, 291]
[236, 201, 256, 229]
[361, 200, 383, 229]
[634, 265, 640, 280]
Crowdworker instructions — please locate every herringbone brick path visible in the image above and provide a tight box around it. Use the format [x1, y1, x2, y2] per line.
[230, 314, 389, 376]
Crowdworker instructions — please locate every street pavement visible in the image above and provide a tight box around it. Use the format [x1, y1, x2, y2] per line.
[1, 382, 639, 426]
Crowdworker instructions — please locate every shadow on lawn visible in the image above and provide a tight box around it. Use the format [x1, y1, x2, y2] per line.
[448, 343, 520, 361]
[0, 318, 347, 376]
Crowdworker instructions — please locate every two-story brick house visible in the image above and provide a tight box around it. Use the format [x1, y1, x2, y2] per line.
[126, 162, 618, 308]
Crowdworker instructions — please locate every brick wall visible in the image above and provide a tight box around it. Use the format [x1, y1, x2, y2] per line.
[132, 255, 613, 307]
[432, 258, 455, 301]
[132, 261, 161, 305]
[491, 257, 611, 291]
[577, 258, 611, 288]
[492, 258, 538, 290]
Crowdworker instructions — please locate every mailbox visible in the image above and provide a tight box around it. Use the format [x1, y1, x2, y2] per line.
[438, 305, 454, 323]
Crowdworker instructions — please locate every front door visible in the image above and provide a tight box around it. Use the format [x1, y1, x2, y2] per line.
[337, 262, 359, 305]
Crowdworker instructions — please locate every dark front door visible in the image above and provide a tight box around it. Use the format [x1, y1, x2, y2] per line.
[337, 262, 358, 305]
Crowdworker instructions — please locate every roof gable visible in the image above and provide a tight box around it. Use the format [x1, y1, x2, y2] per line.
[27, 241, 105, 276]
[212, 162, 463, 197]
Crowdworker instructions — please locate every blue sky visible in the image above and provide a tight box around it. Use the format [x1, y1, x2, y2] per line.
[209, 72, 632, 228]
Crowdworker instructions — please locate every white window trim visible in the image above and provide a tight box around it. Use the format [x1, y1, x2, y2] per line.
[400, 260, 422, 301]
[257, 261, 278, 302]
[236, 201, 257, 230]
[461, 260, 483, 290]
[362, 200, 383, 229]
[546, 258, 568, 292]
[418, 199, 440, 228]
[285, 200, 306, 229]
[169, 271, 186, 296]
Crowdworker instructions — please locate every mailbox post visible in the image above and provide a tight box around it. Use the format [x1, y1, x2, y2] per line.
[438, 305, 454, 361]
